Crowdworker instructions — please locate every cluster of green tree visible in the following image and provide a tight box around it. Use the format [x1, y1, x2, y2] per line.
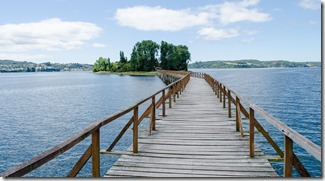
[188, 60, 321, 69]
[0, 60, 93, 73]
[92, 40, 191, 72]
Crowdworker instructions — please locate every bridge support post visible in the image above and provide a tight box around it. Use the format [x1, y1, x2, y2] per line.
[92, 129, 100, 177]
[284, 135, 293, 177]
[249, 108, 255, 158]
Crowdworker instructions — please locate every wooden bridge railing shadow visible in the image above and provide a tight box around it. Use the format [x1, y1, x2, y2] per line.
[190, 72, 321, 177]
[0, 70, 190, 177]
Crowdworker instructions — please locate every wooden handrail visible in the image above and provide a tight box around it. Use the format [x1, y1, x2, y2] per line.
[199, 71, 321, 177]
[0, 70, 190, 177]
[250, 104, 321, 161]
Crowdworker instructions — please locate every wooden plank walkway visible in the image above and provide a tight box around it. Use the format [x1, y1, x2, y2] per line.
[105, 77, 278, 177]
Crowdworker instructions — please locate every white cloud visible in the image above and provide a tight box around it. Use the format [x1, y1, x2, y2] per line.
[115, 0, 271, 31]
[204, 0, 272, 25]
[299, 0, 320, 10]
[115, 6, 210, 31]
[0, 18, 102, 52]
[92, 43, 106, 48]
[198, 27, 240, 41]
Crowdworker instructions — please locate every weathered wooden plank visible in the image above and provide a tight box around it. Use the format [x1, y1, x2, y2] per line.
[111, 161, 278, 173]
[114, 159, 276, 169]
[108, 166, 277, 177]
[118, 155, 275, 165]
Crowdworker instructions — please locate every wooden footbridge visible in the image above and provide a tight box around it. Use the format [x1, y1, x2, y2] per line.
[0, 70, 321, 178]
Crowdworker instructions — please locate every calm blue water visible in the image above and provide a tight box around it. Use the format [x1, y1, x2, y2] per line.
[0, 72, 166, 177]
[0, 68, 321, 177]
[190, 68, 322, 177]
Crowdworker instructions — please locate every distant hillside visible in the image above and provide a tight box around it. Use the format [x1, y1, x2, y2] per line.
[0, 60, 93, 72]
[188, 60, 321, 69]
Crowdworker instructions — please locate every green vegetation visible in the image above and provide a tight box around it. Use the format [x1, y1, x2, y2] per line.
[0, 60, 92, 72]
[92, 40, 191, 73]
[189, 60, 321, 69]
[95, 71, 157, 76]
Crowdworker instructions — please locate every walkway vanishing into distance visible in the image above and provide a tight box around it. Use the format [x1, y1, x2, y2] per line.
[105, 77, 278, 177]
[1, 70, 320, 178]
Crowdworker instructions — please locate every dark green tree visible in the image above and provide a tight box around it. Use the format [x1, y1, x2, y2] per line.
[119, 51, 127, 64]
[175, 45, 191, 71]
[130, 40, 159, 71]
[93, 57, 110, 72]
[159, 42, 190, 71]
[160, 41, 175, 70]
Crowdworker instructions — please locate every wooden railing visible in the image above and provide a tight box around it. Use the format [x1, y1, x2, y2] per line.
[192, 71, 321, 177]
[0, 70, 190, 177]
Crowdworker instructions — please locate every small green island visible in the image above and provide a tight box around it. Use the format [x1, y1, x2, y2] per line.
[92, 40, 191, 75]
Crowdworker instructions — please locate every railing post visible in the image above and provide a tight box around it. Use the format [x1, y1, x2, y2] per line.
[177, 83, 180, 98]
[235, 96, 240, 132]
[179, 82, 182, 95]
[223, 86, 226, 108]
[249, 107, 255, 157]
[151, 96, 156, 131]
[219, 84, 222, 102]
[91, 129, 100, 177]
[216, 82, 219, 98]
[169, 87, 172, 108]
[213, 81, 215, 94]
[228, 90, 231, 118]
[284, 135, 293, 177]
[162, 90, 166, 117]
[173, 85, 176, 102]
[133, 106, 138, 153]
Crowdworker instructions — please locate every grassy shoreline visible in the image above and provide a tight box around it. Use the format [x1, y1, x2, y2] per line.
[94, 71, 157, 76]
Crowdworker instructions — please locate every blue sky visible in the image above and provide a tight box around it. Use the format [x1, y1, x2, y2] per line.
[0, 0, 321, 64]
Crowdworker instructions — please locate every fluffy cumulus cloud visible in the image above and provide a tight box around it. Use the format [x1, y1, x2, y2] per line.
[0, 18, 102, 52]
[114, 0, 270, 42]
[197, 27, 240, 41]
[115, 0, 271, 32]
[299, 0, 320, 10]
[202, 0, 271, 25]
[115, 6, 210, 31]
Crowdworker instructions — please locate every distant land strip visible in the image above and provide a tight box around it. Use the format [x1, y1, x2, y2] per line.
[0, 59, 321, 73]
[0, 60, 93, 72]
[188, 60, 321, 69]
